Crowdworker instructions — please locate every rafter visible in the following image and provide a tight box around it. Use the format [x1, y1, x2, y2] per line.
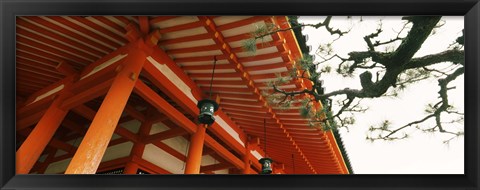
[198, 16, 317, 173]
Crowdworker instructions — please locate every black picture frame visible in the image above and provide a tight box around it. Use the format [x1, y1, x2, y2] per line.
[1, 0, 479, 189]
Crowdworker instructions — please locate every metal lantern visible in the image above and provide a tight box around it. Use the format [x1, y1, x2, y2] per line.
[259, 157, 273, 174]
[197, 99, 219, 125]
[258, 119, 273, 174]
[198, 56, 219, 125]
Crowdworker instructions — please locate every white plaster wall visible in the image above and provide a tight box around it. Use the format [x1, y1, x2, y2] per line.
[120, 119, 141, 134]
[44, 158, 72, 174]
[38, 154, 48, 162]
[31, 85, 64, 104]
[143, 136, 222, 174]
[100, 142, 133, 162]
[214, 116, 245, 147]
[54, 150, 68, 157]
[143, 144, 185, 174]
[143, 55, 253, 174]
[43, 142, 133, 174]
[149, 122, 170, 135]
[161, 136, 189, 155]
[147, 56, 198, 104]
[80, 54, 127, 79]
[214, 169, 229, 174]
[110, 134, 122, 140]
[200, 155, 216, 166]
[251, 150, 263, 160]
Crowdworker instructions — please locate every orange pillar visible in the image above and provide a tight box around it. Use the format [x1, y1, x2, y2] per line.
[16, 82, 72, 174]
[124, 119, 153, 174]
[184, 125, 207, 174]
[65, 41, 147, 174]
[123, 162, 139, 174]
[242, 143, 250, 174]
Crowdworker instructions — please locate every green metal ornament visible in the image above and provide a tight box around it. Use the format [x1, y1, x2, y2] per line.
[259, 157, 273, 174]
[197, 99, 219, 125]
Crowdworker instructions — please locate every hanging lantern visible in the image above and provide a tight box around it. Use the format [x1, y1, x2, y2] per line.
[197, 56, 219, 125]
[259, 157, 273, 174]
[258, 119, 273, 174]
[197, 99, 219, 125]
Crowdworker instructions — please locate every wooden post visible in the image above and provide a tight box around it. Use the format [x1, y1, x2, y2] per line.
[123, 162, 140, 174]
[124, 119, 153, 174]
[184, 124, 207, 174]
[242, 143, 250, 174]
[16, 79, 73, 174]
[65, 41, 147, 174]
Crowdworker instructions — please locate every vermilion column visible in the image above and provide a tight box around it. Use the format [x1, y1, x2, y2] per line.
[124, 119, 153, 174]
[184, 125, 207, 174]
[16, 80, 73, 174]
[123, 162, 140, 174]
[65, 41, 148, 174]
[242, 143, 250, 174]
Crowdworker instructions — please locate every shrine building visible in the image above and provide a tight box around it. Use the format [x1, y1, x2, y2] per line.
[15, 16, 352, 174]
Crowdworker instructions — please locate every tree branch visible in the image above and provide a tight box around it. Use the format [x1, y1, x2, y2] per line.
[253, 16, 348, 41]
[371, 67, 464, 140]
[406, 49, 464, 69]
[254, 16, 465, 143]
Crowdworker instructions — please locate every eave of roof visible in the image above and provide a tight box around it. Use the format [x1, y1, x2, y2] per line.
[288, 16, 354, 174]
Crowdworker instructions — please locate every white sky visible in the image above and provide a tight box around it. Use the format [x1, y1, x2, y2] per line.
[298, 16, 464, 174]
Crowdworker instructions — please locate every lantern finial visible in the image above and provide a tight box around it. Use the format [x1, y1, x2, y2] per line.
[259, 157, 273, 174]
[197, 99, 219, 125]
[197, 56, 219, 125]
[258, 119, 273, 174]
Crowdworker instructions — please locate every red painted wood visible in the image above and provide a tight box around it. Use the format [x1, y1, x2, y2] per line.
[16, 77, 74, 174]
[184, 125, 207, 174]
[65, 40, 147, 174]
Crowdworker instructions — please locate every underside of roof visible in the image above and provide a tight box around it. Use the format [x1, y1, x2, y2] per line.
[288, 16, 354, 174]
[16, 16, 351, 174]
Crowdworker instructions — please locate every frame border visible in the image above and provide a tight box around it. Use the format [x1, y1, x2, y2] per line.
[1, 0, 479, 189]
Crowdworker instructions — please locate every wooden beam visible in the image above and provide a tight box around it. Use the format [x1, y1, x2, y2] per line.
[138, 16, 150, 35]
[17, 18, 105, 56]
[96, 157, 131, 173]
[61, 78, 113, 110]
[131, 156, 172, 174]
[56, 60, 78, 76]
[16, 77, 75, 174]
[115, 127, 139, 143]
[242, 142, 251, 174]
[204, 134, 243, 169]
[124, 104, 146, 122]
[166, 44, 218, 55]
[143, 55, 249, 157]
[36, 149, 58, 174]
[199, 16, 318, 174]
[16, 109, 47, 131]
[144, 127, 188, 144]
[49, 138, 77, 153]
[124, 119, 153, 173]
[62, 119, 87, 135]
[152, 141, 187, 161]
[158, 33, 211, 46]
[48, 16, 119, 49]
[158, 21, 203, 34]
[133, 80, 197, 134]
[216, 16, 271, 31]
[65, 40, 147, 174]
[200, 163, 232, 173]
[149, 16, 178, 24]
[184, 125, 207, 174]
